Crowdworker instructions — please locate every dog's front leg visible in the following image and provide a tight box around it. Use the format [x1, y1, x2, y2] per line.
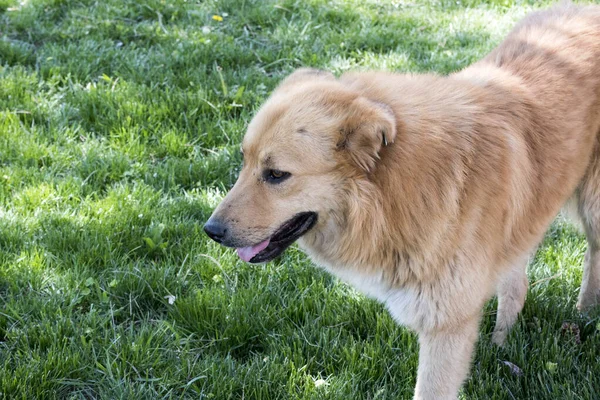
[413, 315, 480, 400]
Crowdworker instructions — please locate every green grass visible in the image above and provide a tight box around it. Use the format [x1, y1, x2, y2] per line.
[1, 0, 599, 398]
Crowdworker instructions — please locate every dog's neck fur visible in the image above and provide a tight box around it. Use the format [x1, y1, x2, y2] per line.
[299, 154, 457, 289]
[299, 74, 541, 290]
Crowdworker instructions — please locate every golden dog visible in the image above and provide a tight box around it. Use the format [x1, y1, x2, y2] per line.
[205, 4, 600, 399]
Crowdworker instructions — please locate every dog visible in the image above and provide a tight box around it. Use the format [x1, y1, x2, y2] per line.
[204, 4, 600, 399]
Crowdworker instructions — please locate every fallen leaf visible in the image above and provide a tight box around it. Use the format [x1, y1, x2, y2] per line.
[546, 361, 558, 373]
[501, 360, 523, 377]
[561, 322, 581, 344]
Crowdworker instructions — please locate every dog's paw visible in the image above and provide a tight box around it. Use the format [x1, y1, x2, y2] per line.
[491, 329, 508, 347]
[577, 289, 600, 311]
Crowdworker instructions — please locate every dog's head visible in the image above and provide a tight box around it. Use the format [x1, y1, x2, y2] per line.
[204, 68, 396, 263]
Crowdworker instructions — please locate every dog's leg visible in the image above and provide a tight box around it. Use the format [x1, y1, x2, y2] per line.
[414, 316, 480, 400]
[577, 245, 600, 310]
[492, 260, 528, 346]
[576, 151, 600, 310]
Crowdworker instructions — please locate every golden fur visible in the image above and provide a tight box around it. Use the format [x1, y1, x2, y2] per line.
[206, 5, 600, 399]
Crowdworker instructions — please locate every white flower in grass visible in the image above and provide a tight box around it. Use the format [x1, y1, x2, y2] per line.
[314, 378, 328, 388]
[164, 295, 176, 305]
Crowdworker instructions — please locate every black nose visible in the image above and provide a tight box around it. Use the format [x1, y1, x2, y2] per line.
[203, 218, 227, 243]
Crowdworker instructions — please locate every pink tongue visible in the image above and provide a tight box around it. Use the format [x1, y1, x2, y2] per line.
[236, 239, 270, 262]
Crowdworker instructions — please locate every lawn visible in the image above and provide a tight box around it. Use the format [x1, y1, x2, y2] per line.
[1, 0, 599, 398]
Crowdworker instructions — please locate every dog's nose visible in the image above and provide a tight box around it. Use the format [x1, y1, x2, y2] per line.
[203, 218, 227, 243]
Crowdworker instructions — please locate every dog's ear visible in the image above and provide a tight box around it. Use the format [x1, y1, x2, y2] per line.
[274, 68, 335, 93]
[337, 97, 397, 172]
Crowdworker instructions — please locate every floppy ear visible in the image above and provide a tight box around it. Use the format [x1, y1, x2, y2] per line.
[274, 68, 335, 94]
[337, 97, 397, 172]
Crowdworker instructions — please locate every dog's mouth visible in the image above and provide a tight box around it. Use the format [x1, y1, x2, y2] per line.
[236, 212, 318, 264]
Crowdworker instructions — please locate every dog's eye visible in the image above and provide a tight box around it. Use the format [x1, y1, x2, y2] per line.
[265, 169, 291, 183]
